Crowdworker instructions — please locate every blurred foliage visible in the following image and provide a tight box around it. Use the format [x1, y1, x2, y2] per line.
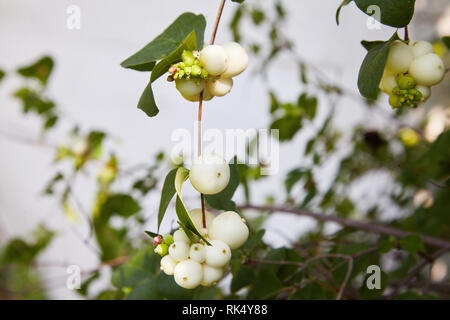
[1, 0, 450, 300]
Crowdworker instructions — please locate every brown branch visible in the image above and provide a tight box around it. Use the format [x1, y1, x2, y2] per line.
[238, 204, 450, 249]
[210, 0, 227, 45]
[388, 247, 450, 299]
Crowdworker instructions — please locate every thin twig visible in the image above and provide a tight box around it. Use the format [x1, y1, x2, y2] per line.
[388, 247, 450, 299]
[210, 0, 227, 45]
[238, 204, 450, 249]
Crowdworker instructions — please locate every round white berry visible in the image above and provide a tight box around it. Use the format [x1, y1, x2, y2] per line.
[416, 85, 431, 101]
[205, 78, 233, 97]
[173, 229, 190, 243]
[173, 259, 203, 289]
[72, 139, 88, 157]
[221, 42, 249, 78]
[204, 240, 231, 268]
[175, 79, 205, 98]
[209, 211, 249, 249]
[168, 241, 190, 262]
[189, 154, 230, 195]
[160, 255, 177, 275]
[188, 208, 215, 231]
[179, 87, 214, 102]
[201, 264, 223, 286]
[409, 53, 445, 86]
[189, 243, 206, 263]
[386, 41, 414, 74]
[199, 45, 229, 76]
[379, 70, 397, 94]
[409, 41, 434, 58]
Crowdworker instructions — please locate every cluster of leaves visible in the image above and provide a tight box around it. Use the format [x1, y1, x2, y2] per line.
[0, 225, 54, 299]
[13, 56, 59, 131]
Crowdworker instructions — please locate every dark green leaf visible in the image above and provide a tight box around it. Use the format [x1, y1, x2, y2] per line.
[357, 33, 400, 99]
[121, 13, 206, 71]
[361, 40, 385, 51]
[399, 235, 424, 254]
[157, 168, 178, 231]
[0, 69, 5, 82]
[144, 230, 159, 238]
[354, 0, 416, 28]
[443, 36, 450, 49]
[231, 266, 255, 292]
[335, 0, 351, 25]
[17, 56, 54, 85]
[270, 115, 302, 142]
[99, 194, 141, 222]
[359, 270, 388, 299]
[137, 81, 158, 117]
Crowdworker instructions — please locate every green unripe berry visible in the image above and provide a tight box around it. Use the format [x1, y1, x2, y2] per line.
[396, 75, 416, 90]
[191, 65, 202, 76]
[154, 243, 168, 256]
[163, 234, 174, 246]
[389, 94, 403, 108]
[200, 69, 209, 79]
[182, 50, 195, 66]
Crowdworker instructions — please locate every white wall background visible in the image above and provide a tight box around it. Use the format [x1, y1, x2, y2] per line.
[0, 0, 447, 299]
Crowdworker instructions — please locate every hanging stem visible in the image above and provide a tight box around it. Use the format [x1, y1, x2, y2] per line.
[404, 26, 409, 42]
[198, 0, 227, 228]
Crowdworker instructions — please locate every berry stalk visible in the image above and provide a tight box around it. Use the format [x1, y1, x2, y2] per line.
[198, 0, 227, 228]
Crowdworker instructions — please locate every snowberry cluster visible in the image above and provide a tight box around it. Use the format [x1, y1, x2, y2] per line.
[167, 42, 248, 102]
[154, 209, 249, 289]
[379, 40, 446, 109]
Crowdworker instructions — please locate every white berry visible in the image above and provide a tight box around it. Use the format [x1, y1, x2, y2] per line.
[169, 241, 189, 262]
[379, 70, 397, 94]
[205, 78, 233, 97]
[204, 240, 231, 268]
[209, 211, 249, 249]
[409, 53, 445, 86]
[409, 41, 434, 58]
[416, 85, 431, 101]
[160, 255, 177, 275]
[188, 208, 215, 231]
[386, 41, 414, 74]
[189, 153, 230, 195]
[199, 45, 229, 76]
[173, 229, 190, 243]
[175, 79, 205, 98]
[72, 139, 88, 156]
[201, 264, 223, 286]
[189, 243, 206, 263]
[221, 42, 249, 78]
[173, 259, 203, 289]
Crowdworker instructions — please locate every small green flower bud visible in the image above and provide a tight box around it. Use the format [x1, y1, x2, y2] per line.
[396, 75, 416, 90]
[389, 94, 403, 108]
[163, 234, 174, 246]
[191, 65, 202, 76]
[154, 243, 168, 256]
[182, 50, 195, 66]
[200, 69, 209, 79]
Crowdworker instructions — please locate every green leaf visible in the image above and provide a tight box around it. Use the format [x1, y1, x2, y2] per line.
[174, 167, 210, 244]
[144, 230, 159, 238]
[357, 33, 400, 100]
[157, 168, 178, 231]
[247, 269, 283, 299]
[354, 0, 416, 28]
[205, 159, 240, 211]
[285, 168, 305, 194]
[111, 246, 159, 289]
[231, 266, 255, 292]
[378, 237, 396, 253]
[17, 56, 54, 85]
[291, 282, 328, 300]
[231, 0, 245, 3]
[0, 69, 5, 82]
[137, 81, 158, 117]
[121, 12, 206, 71]
[399, 235, 424, 254]
[270, 115, 302, 142]
[99, 194, 141, 222]
[150, 30, 198, 83]
[335, 0, 351, 25]
[361, 40, 385, 51]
